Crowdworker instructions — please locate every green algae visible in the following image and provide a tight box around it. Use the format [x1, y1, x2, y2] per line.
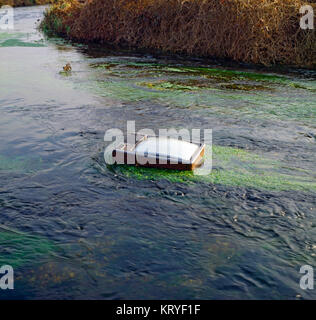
[223, 94, 316, 123]
[109, 145, 316, 192]
[94, 80, 313, 125]
[289, 82, 316, 92]
[138, 79, 271, 92]
[83, 77, 315, 125]
[140, 80, 201, 91]
[59, 70, 72, 76]
[91, 61, 288, 83]
[220, 83, 270, 91]
[0, 32, 46, 47]
[0, 32, 24, 40]
[181, 66, 288, 83]
[0, 155, 26, 172]
[0, 155, 42, 173]
[0, 227, 56, 269]
[0, 38, 45, 47]
[85, 59, 316, 125]
[90, 60, 315, 91]
[84, 79, 182, 103]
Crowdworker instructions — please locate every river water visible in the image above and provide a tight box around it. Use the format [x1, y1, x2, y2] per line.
[0, 6, 315, 299]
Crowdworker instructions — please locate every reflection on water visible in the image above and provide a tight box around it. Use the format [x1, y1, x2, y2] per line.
[0, 6, 315, 299]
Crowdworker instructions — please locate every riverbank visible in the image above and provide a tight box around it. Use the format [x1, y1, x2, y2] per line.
[41, 0, 316, 68]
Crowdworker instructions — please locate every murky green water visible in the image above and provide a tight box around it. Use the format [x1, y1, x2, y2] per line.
[0, 6, 315, 299]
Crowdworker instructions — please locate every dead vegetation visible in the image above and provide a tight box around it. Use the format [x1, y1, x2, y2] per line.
[42, 0, 316, 68]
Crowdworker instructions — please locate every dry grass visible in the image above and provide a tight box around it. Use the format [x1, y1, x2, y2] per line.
[42, 0, 316, 67]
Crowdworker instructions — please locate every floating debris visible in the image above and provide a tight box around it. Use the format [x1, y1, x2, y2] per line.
[110, 134, 205, 171]
[63, 63, 72, 72]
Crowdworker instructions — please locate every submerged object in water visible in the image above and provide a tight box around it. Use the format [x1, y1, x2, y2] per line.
[111, 135, 205, 170]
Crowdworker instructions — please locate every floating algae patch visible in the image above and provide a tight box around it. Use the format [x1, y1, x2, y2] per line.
[0, 227, 55, 269]
[0, 32, 25, 41]
[289, 82, 316, 92]
[0, 39, 45, 47]
[90, 62, 156, 78]
[90, 61, 315, 91]
[84, 79, 195, 104]
[83, 78, 263, 107]
[89, 61, 189, 74]
[85, 61, 316, 124]
[83, 78, 316, 125]
[220, 83, 270, 91]
[223, 94, 316, 123]
[89, 61, 186, 80]
[138, 79, 271, 92]
[90, 61, 288, 83]
[0, 155, 42, 173]
[181, 66, 289, 83]
[139, 80, 204, 91]
[0, 32, 45, 47]
[109, 146, 316, 192]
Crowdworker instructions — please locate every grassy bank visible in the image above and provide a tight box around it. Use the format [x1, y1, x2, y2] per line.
[42, 0, 315, 68]
[0, 0, 52, 6]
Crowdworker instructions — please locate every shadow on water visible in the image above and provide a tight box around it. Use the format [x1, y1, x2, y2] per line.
[0, 6, 315, 299]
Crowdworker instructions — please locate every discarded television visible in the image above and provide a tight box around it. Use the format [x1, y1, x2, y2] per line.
[111, 135, 205, 170]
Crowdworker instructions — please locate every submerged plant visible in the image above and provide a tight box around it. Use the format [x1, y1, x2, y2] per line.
[0, 227, 55, 269]
[0, 155, 42, 173]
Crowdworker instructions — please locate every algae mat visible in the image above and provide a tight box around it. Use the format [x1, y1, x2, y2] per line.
[0, 32, 45, 47]
[105, 145, 316, 192]
[86, 61, 316, 125]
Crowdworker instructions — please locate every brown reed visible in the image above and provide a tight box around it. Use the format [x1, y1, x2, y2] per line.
[41, 0, 316, 68]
